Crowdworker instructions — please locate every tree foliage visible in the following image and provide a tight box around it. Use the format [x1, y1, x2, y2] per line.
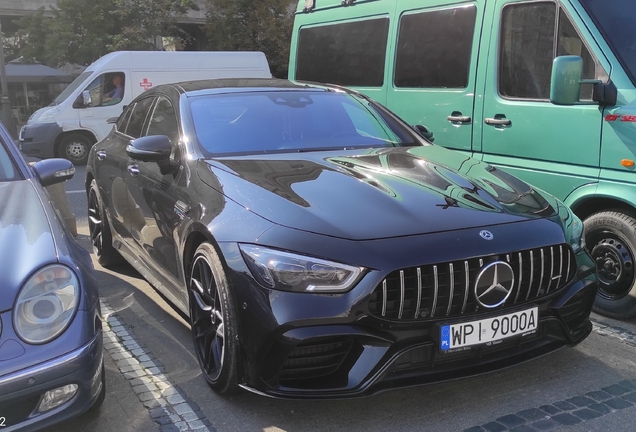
[205, 0, 294, 78]
[16, 0, 198, 66]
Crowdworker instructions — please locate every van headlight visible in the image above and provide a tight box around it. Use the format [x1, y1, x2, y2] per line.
[14, 265, 80, 344]
[37, 107, 60, 123]
[240, 245, 364, 293]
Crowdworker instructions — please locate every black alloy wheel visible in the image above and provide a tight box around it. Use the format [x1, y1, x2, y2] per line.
[188, 243, 238, 393]
[59, 133, 93, 165]
[585, 210, 636, 318]
[88, 180, 122, 267]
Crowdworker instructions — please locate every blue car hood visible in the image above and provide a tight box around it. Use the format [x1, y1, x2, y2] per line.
[0, 180, 57, 312]
[200, 146, 559, 241]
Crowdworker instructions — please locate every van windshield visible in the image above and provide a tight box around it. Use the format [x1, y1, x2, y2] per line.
[580, 0, 636, 85]
[52, 71, 93, 105]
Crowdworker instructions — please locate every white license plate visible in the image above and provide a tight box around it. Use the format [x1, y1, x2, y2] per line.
[440, 307, 538, 352]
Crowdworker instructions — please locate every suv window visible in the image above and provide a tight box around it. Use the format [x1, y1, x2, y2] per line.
[499, 2, 602, 100]
[146, 97, 179, 143]
[116, 104, 134, 133]
[395, 5, 477, 88]
[296, 18, 389, 87]
[81, 72, 126, 107]
[125, 97, 155, 138]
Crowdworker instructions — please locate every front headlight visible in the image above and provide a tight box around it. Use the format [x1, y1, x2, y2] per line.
[564, 208, 585, 253]
[14, 265, 80, 344]
[240, 245, 364, 293]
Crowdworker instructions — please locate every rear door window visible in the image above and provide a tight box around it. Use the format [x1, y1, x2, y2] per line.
[395, 6, 477, 88]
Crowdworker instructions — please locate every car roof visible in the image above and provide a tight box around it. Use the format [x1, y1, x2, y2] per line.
[166, 78, 332, 97]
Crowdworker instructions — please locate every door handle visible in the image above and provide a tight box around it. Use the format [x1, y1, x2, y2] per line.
[97, 150, 106, 161]
[484, 116, 512, 126]
[447, 112, 472, 123]
[127, 164, 140, 178]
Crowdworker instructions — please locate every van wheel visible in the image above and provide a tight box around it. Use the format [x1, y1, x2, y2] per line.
[59, 133, 93, 165]
[584, 211, 636, 319]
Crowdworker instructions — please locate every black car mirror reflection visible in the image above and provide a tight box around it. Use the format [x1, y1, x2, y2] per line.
[126, 135, 172, 163]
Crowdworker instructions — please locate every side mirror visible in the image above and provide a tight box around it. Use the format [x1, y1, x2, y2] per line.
[106, 117, 118, 124]
[550, 55, 608, 105]
[126, 135, 172, 163]
[82, 90, 92, 107]
[32, 158, 75, 187]
[412, 124, 435, 142]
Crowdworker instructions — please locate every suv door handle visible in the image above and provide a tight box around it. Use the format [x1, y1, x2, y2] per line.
[447, 112, 472, 123]
[484, 117, 512, 126]
[97, 151, 107, 161]
[127, 164, 140, 178]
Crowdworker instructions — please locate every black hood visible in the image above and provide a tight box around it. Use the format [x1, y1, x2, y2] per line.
[199, 146, 558, 240]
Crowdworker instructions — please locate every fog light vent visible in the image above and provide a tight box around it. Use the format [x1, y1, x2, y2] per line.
[38, 384, 78, 412]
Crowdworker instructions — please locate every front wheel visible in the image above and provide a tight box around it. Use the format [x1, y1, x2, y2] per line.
[58, 133, 93, 165]
[188, 243, 238, 393]
[88, 180, 123, 267]
[584, 210, 636, 319]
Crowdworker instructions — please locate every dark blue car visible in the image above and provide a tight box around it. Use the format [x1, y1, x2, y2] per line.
[0, 122, 104, 430]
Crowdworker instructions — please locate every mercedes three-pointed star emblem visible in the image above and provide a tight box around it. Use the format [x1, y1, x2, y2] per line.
[474, 261, 515, 308]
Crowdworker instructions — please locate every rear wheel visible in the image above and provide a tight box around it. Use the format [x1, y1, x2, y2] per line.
[88, 180, 123, 267]
[188, 243, 238, 393]
[58, 133, 93, 165]
[584, 210, 636, 318]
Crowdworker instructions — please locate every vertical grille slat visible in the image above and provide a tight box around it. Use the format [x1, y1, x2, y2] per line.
[381, 280, 387, 317]
[415, 267, 422, 319]
[526, 250, 534, 301]
[431, 266, 438, 318]
[446, 263, 454, 316]
[461, 261, 469, 313]
[398, 270, 405, 319]
[370, 243, 576, 321]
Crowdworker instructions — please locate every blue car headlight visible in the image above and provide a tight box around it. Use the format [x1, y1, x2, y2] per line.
[240, 244, 364, 293]
[14, 264, 80, 344]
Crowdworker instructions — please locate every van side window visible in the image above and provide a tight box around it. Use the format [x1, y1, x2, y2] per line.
[146, 97, 179, 144]
[499, 2, 601, 100]
[125, 97, 155, 138]
[395, 6, 477, 88]
[296, 18, 389, 87]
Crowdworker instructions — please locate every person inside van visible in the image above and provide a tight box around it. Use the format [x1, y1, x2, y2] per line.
[103, 73, 125, 105]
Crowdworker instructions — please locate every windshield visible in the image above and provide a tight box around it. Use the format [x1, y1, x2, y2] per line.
[52, 71, 93, 105]
[580, 0, 636, 85]
[189, 91, 417, 156]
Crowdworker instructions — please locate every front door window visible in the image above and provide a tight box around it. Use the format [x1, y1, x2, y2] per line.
[81, 72, 126, 107]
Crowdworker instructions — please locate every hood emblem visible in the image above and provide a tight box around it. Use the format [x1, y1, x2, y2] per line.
[474, 261, 514, 308]
[480, 230, 494, 240]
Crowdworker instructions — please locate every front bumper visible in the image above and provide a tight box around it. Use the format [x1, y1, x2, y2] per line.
[0, 331, 104, 431]
[19, 123, 62, 159]
[224, 242, 597, 399]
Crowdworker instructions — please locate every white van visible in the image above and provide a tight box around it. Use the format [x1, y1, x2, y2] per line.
[19, 51, 271, 164]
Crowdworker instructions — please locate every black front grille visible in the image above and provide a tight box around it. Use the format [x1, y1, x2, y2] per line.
[279, 336, 353, 383]
[369, 244, 575, 321]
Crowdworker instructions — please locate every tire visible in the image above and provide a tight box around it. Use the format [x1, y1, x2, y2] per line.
[58, 133, 93, 165]
[584, 210, 636, 319]
[188, 243, 238, 393]
[88, 180, 123, 267]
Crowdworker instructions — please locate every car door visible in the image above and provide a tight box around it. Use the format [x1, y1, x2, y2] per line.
[478, 0, 608, 200]
[385, 1, 484, 153]
[93, 105, 136, 240]
[126, 95, 186, 301]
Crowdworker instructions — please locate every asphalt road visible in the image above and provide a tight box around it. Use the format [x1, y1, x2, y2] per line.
[42, 165, 636, 432]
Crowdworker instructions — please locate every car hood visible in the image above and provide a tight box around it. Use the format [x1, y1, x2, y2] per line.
[199, 146, 559, 240]
[0, 180, 57, 311]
